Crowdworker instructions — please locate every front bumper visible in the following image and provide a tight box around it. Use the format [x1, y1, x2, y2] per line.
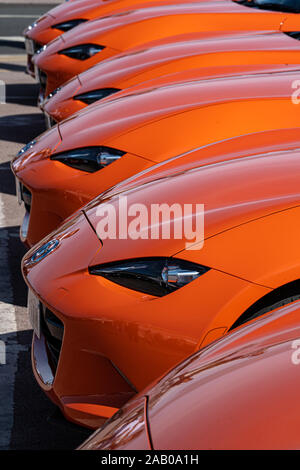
[15, 178, 33, 246]
[42, 77, 85, 123]
[15, 177, 64, 248]
[31, 305, 137, 429]
[23, 213, 139, 428]
[14, 172, 76, 248]
[25, 38, 42, 77]
[34, 66, 48, 106]
[44, 112, 57, 129]
[24, 13, 61, 76]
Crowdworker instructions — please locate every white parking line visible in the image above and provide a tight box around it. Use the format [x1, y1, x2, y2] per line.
[0, 55, 26, 59]
[0, 36, 24, 42]
[0, 15, 37, 19]
[0, 195, 22, 450]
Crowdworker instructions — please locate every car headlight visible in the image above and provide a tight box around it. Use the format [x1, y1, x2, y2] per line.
[36, 45, 47, 55]
[58, 44, 104, 61]
[74, 88, 120, 105]
[52, 19, 87, 32]
[89, 258, 210, 297]
[45, 87, 62, 102]
[17, 140, 37, 157]
[51, 146, 125, 172]
[27, 22, 38, 31]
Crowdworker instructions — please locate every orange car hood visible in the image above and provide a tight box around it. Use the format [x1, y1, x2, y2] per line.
[98, 127, 300, 196]
[21, 138, 300, 292]
[11, 125, 61, 172]
[24, 0, 225, 44]
[36, 0, 292, 57]
[84, 143, 300, 265]
[55, 70, 300, 161]
[49, 30, 299, 99]
[146, 300, 300, 449]
[29, 0, 212, 22]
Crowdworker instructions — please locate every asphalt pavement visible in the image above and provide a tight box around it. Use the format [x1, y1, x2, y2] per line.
[0, 2, 91, 450]
[0, 4, 57, 50]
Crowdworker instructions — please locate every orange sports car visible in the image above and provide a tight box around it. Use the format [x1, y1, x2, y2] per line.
[23, 0, 210, 77]
[79, 300, 300, 450]
[42, 30, 300, 125]
[21, 129, 300, 428]
[32, 0, 300, 99]
[11, 69, 300, 248]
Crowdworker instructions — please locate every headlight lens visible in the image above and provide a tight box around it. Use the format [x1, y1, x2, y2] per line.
[58, 44, 104, 61]
[74, 88, 120, 105]
[51, 146, 125, 172]
[89, 258, 210, 297]
[27, 22, 38, 31]
[17, 140, 37, 157]
[45, 86, 62, 102]
[52, 19, 87, 32]
[36, 45, 47, 55]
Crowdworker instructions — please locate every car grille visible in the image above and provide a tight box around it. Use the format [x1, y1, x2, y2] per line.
[33, 41, 42, 54]
[49, 116, 57, 127]
[40, 306, 64, 372]
[45, 114, 57, 129]
[20, 184, 32, 213]
[38, 70, 47, 93]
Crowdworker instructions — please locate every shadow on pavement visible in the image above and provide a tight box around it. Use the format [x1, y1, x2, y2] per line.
[0, 40, 25, 50]
[0, 113, 45, 144]
[0, 225, 27, 308]
[0, 161, 17, 196]
[9, 330, 92, 450]
[6, 83, 40, 106]
[0, 225, 92, 449]
[0, 62, 26, 73]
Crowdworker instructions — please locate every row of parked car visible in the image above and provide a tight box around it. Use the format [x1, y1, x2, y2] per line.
[12, 0, 300, 449]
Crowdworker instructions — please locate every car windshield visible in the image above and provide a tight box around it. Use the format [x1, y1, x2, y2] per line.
[235, 0, 300, 13]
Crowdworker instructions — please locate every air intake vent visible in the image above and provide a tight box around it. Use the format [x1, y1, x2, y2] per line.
[40, 306, 64, 372]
